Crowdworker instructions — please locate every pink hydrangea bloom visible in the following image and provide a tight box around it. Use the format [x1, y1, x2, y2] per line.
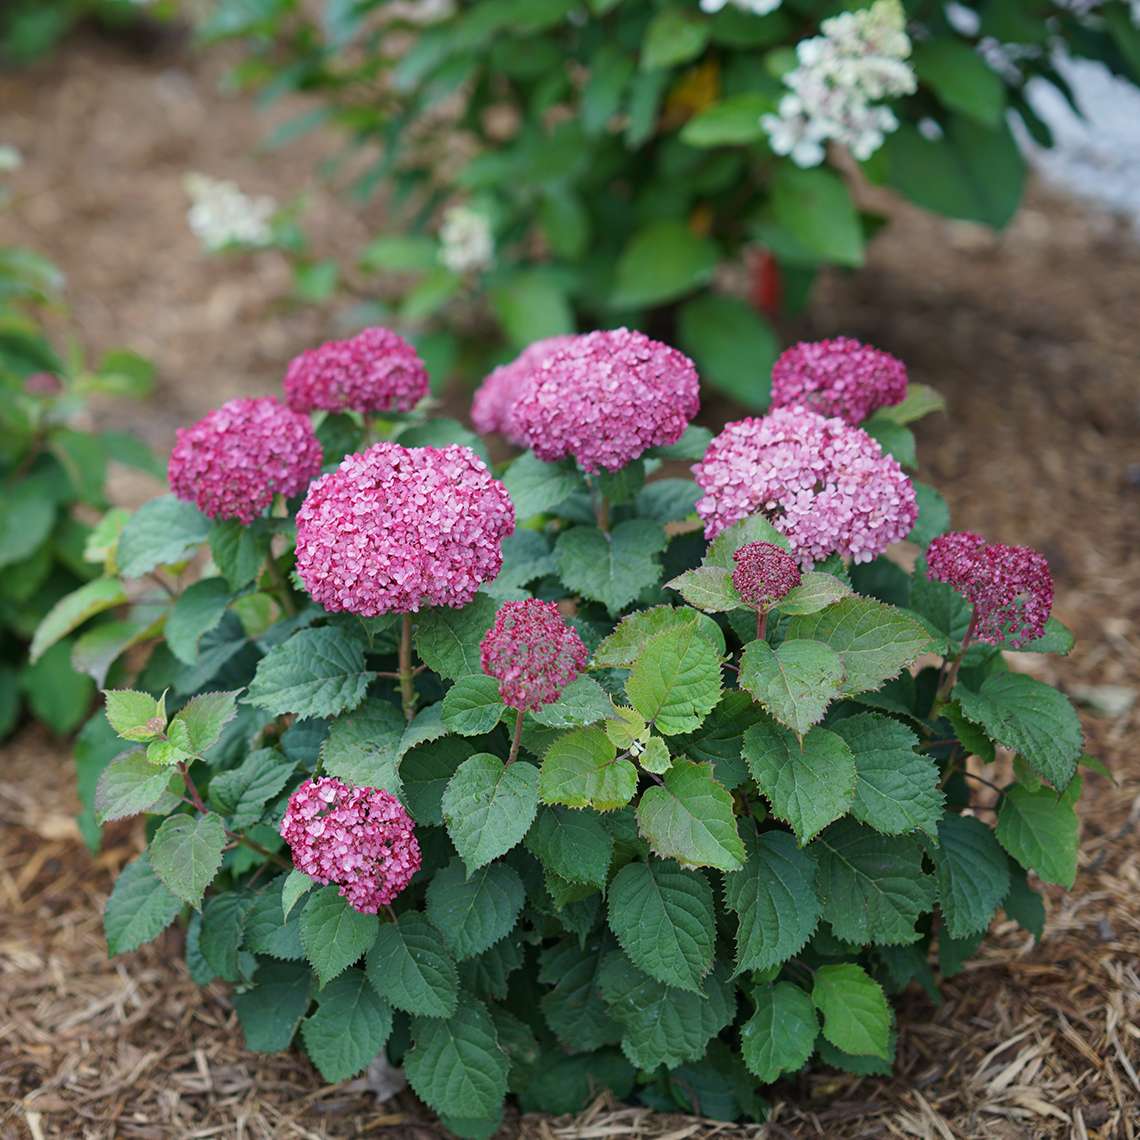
[480, 599, 589, 711]
[771, 336, 908, 425]
[927, 531, 1053, 648]
[732, 542, 802, 609]
[506, 328, 700, 473]
[280, 777, 421, 914]
[295, 442, 515, 615]
[693, 406, 917, 567]
[283, 327, 428, 415]
[168, 396, 322, 524]
[471, 335, 578, 446]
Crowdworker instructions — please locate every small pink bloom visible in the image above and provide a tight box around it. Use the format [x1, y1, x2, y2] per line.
[732, 542, 802, 609]
[471, 335, 578, 445]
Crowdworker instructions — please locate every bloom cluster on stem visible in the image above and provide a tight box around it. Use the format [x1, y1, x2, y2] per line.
[439, 204, 494, 273]
[184, 172, 276, 251]
[732, 541, 802, 610]
[280, 777, 421, 913]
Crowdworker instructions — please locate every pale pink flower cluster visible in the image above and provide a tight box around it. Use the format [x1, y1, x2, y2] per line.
[168, 396, 322, 524]
[279, 777, 421, 914]
[771, 336, 907, 424]
[505, 328, 700, 473]
[927, 531, 1053, 648]
[470, 335, 577, 446]
[732, 541, 802, 609]
[693, 406, 917, 566]
[295, 442, 515, 615]
[480, 599, 589, 711]
[283, 327, 428, 415]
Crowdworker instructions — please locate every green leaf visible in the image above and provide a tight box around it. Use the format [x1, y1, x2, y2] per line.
[864, 419, 916, 468]
[530, 675, 613, 729]
[610, 220, 719, 309]
[166, 578, 232, 665]
[1002, 863, 1045, 939]
[725, 825, 820, 974]
[873, 383, 945, 426]
[243, 878, 305, 960]
[501, 452, 584, 521]
[706, 512, 790, 566]
[786, 598, 932, 696]
[812, 963, 891, 1060]
[677, 293, 777, 410]
[526, 806, 614, 888]
[594, 605, 724, 667]
[739, 638, 844, 736]
[773, 572, 853, 617]
[913, 40, 1006, 127]
[104, 852, 183, 955]
[814, 820, 936, 945]
[405, 1000, 509, 1121]
[198, 892, 253, 981]
[425, 858, 525, 961]
[635, 478, 701, 525]
[641, 6, 710, 69]
[770, 165, 863, 268]
[648, 424, 714, 461]
[319, 698, 405, 792]
[117, 495, 210, 579]
[282, 869, 315, 920]
[171, 689, 240, 755]
[246, 627, 372, 721]
[907, 481, 950, 547]
[103, 689, 164, 741]
[742, 716, 856, 844]
[149, 812, 226, 909]
[366, 914, 460, 1019]
[680, 92, 772, 147]
[442, 754, 539, 872]
[208, 747, 294, 829]
[996, 779, 1080, 888]
[955, 673, 1082, 788]
[539, 725, 638, 811]
[606, 861, 714, 993]
[539, 937, 622, 1052]
[442, 675, 506, 736]
[491, 271, 574, 348]
[556, 521, 667, 614]
[933, 814, 1010, 938]
[302, 968, 393, 1082]
[30, 577, 127, 663]
[0, 481, 56, 569]
[626, 620, 722, 736]
[233, 961, 313, 1052]
[833, 713, 944, 838]
[636, 759, 743, 871]
[208, 518, 271, 591]
[414, 594, 499, 680]
[72, 615, 163, 689]
[94, 751, 176, 823]
[1017, 616, 1075, 656]
[741, 983, 818, 1083]
[300, 885, 380, 986]
[401, 735, 476, 827]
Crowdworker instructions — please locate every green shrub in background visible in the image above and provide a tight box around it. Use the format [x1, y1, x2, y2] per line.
[0, 0, 176, 63]
[196, 0, 1140, 400]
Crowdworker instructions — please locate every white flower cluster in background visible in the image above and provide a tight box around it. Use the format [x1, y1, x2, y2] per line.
[699, 0, 782, 15]
[184, 173, 276, 252]
[761, 0, 917, 168]
[0, 145, 23, 173]
[439, 205, 494, 273]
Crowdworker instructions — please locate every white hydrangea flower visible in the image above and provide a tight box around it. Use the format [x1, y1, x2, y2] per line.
[184, 173, 276, 252]
[439, 205, 494, 273]
[762, 0, 916, 168]
[0, 145, 23, 173]
[699, 0, 782, 14]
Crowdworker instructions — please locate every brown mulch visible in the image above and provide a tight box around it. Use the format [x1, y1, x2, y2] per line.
[2, 28, 1140, 1140]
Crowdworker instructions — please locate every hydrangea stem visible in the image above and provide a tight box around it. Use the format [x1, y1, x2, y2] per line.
[756, 607, 768, 641]
[265, 555, 297, 617]
[593, 482, 610, 533]
[399, 613, 417, 723]
[507, 708, 525, 766]
[934, 611, 977, 710]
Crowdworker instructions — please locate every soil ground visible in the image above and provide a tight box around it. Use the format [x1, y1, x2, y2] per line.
[1, 28, 1138, 1140]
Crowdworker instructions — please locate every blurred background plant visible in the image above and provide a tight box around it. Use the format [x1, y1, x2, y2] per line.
[0, 0, 178, 64]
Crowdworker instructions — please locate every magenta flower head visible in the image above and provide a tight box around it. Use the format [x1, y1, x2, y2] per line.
[480, 599, 589, 711]
[505, 327, 700, 473]
[295, 441, 515, 616]
[927, 531, 1053, 648]
[471, 334, 578, 446]
[693, 406, 917, 567]
[732, 542, 802, 610]
[280, 777, 421, 914]
[283, 327, 429, 415]
[770, 336, 908, 425]
[167, 396, 322, 525]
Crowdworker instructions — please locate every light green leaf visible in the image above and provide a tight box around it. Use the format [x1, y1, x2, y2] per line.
[873, 383, 945, 426]
[171, 689, 241, 755]
[641, 7, 711, 70]
[94, 751, 177, 823]
[442, 754, 539, 872]
[626, 620, 722, 736]
[739, 638, 844, 736]
[706, 512, 790, 566]
[812, 963, 891, 1059]
[491, 271, 574, 348]
[282, 869, 315, 921]
[741, 983, 818, 1083]
[166, 578, 232, 665]
[530, 675, 613, 729]
[594, 605, 725, 667]
[245, 627, 372, 720]
[366, 914, 460, 1019]
[556, 521, 667, 614]
[539, 726, 638, 811]
[414, 594, 499, 680]
[117, 495, 210, 579]
[680, 92, 773, 147]
[149, 812, 226, 909]
[933, 814, 1011, 938]
[773, 572, 853, 617]
[302, 968, 393, 1082]
[104, 852, 183, 955]
[425, 859, 525, 961]
[300, 885, 380, 987]
[30, 577, 127, 663]
[611, 220, 719, 309]
[442, 675, 506, 736]
[665, 565, 740, 613]
[319, 698, 405, 791]
[996, 779, 1080, 888]
[526, 806, 614, 888]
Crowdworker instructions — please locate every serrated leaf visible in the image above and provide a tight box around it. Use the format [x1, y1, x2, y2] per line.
[366, 913, 460, 1019]
[300, 885, 380, 986]
[302, 968, 392, 1082]
[530, 675, 613, 729]
[626, 620, 723, 736]
[149, 812, 226, 908]
[812, 963, 891, 1059]
[233, 960, 313, 1052]
[665, 565, 740, 613]
[401, 736, 477, 827]
[171, 689, 241, 755]
[442, 675, 506, 736]
[539, 726, 637, 811]
[635, 759, 743, 871]
[706, 513, 791, 567]
[95, 751, 177, 823]
[739, 638, 844, 735]
[996, 779, 1080, 888]
[742, 716, 856, 844]
[199, 892, 253, 980]
[166, 578, 232, 665]
[117, 495, 210, 579]
[933, 814, 1011, 938]
[414, 595, 498, 681]
[593, 605, 725, 667]
[282, 869, 315, 920]
[104, 689, 164, 741]
[606, 861, 714, 993]
[501, 452, 584, 520]
[425, 858, 525, 961]
[555, 521, 667, 615]
[319, 698, 405, 792]
[741, 983, 818, 1083]
[526, 805, 614, 888]
[104, 852, 183, 955]
[442, 754, 538, 872]
[539, 937, 622, 1053]
[639, 736, 671, 774]
[243, 878, 305, 960]
[773, 572, 853, 617]
[246, 627, 372, 721]
[1017, 616, 1075, 656]
[209, 747, 294, 829]
[30, 576, 128, 663]
[208, 517, 272, 590]
[635, 478, 701, 524]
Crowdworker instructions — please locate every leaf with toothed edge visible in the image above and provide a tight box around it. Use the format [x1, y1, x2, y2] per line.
[425, 859, 525, 961]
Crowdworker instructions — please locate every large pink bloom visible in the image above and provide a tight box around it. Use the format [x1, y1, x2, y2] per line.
[471, 335, 578, 446]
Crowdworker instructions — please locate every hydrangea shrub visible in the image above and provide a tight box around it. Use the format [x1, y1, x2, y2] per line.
[64, 325, 1100, 1131]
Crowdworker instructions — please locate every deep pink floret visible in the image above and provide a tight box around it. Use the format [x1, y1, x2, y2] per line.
[167, 396, 322, 525]
[732, 542, 802, 609]
[693, 406, 917, 567]
[505, 328, 700, 473]
[771, 337, 908, 425]
[471, 335, 578, 446]
[927, 531, 1053, 648]
[294, 441, 515, 616]
[479, 599, 589, 711]
[280, 777, 421, 913]
[283, 327, 429, 415]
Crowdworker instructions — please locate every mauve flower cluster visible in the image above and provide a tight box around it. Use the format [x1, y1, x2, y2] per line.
[279, 777, 421, 913]
[771, 336, 907, 424]
[480, 599, 589, 711]
[927, 531, 1053, 648]
[295, 442, 515, 615]
[470, 335, 577, 446]
[283, 327, 428, 415]
[732, 542, 803, 609]
[505, 328, 700, 473]
[168, 396, 322, 524]
[693, 406, 917, 566]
